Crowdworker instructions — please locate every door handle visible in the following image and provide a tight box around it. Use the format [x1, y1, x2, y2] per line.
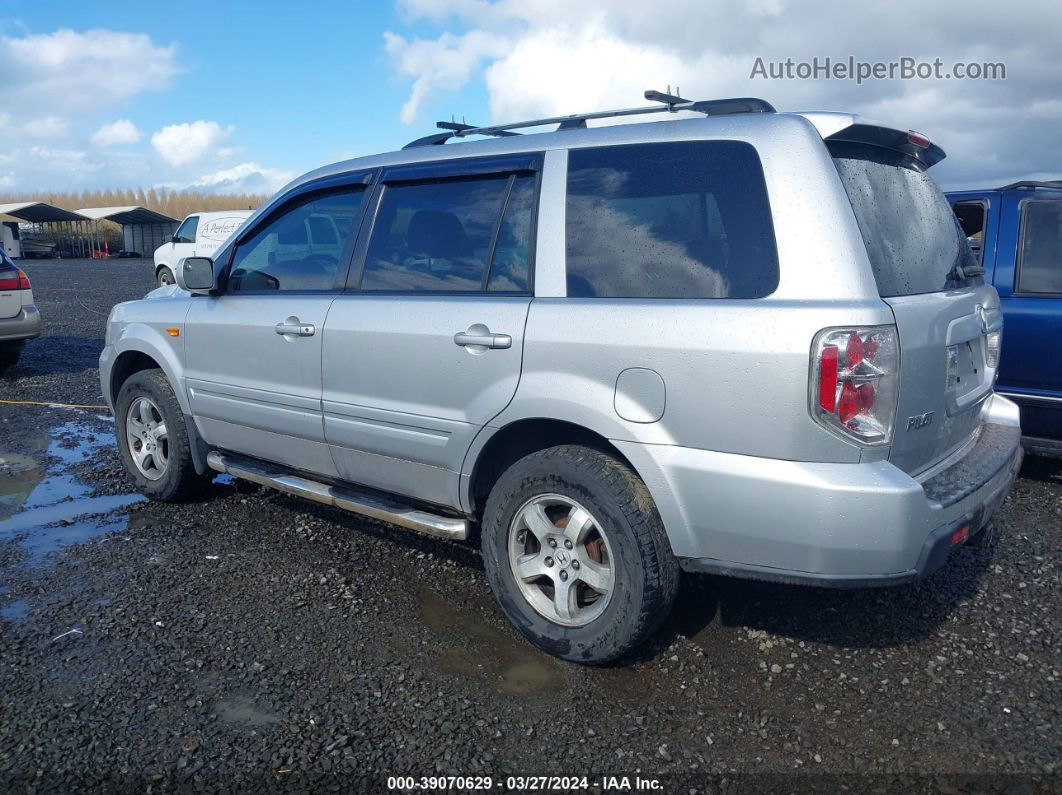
[275, 319, 315, 337]
[454, 329, 512, 349]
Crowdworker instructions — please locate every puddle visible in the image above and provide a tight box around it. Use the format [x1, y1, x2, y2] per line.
[214, 696, 282, 727]
[0, 582, 29, 622]
[0, 420, 144, 566]
[415, 583, 563, 694]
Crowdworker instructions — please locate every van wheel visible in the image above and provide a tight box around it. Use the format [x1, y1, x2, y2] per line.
[115, 369, 209, 501]
[157, 267, 175, 287]
[481, 445, 679, 663]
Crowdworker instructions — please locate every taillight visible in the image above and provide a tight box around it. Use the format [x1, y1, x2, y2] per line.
[985, 329, 1001, 369]
[811, 326, 898, 446]
[0, 268, 30, 291]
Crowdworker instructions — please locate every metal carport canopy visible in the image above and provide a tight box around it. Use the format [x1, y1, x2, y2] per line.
[0, 201, 87, 223]
[76, 206, 179, 225]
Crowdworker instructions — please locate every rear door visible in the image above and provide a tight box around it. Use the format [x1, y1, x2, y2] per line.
[321, 155, 539, 508]
[831, 142, 999, 474]
[993, 195, 1062, 436]
[0, 251, 23, 318]
[183, 178, 371, 477]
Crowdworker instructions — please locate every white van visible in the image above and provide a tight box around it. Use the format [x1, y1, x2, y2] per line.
[153, 211, 253, 287]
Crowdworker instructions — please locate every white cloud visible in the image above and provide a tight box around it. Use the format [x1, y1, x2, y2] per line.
[189, 162, 296, 195]
[151, 120, 234, 167]
[385, 0, 1062, 188]
[0, 28, 178, 115]
[19, 116, 70, 139]
[27, 145, 100, 177]
[384, 29, 509, 122]
[91, 119, 141, 147]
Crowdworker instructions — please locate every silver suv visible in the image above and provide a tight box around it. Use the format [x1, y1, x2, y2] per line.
[100, 92, 1023, 663]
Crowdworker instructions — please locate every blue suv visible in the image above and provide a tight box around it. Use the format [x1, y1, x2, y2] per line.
[949, 181, 1062, 455]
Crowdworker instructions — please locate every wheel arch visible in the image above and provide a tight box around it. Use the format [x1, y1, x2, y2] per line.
[464, 417, 639, 517]
[108, 341, 209, 476]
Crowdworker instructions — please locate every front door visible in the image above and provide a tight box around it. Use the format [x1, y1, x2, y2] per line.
[183, 181, 371, 476]
[322, 159, 540, 508]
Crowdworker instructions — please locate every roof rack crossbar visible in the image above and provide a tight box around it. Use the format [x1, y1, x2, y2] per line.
[402, 89, 775, 148]
[997, 180, 1062, 191]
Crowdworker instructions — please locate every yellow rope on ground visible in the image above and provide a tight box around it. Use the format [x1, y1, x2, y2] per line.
[0, 398, 110, 410]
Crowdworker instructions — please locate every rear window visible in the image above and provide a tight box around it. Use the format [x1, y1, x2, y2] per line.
[565, 141, 779, 299]
[831, 142, 980, 297]
[0, 250, 13, 269]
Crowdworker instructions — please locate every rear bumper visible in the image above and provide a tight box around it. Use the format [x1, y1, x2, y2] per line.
[0, 305, 42, 344]
[615, 394, 1023, 586]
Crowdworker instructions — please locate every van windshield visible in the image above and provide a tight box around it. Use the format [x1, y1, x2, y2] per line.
[830, 142, 980, 297]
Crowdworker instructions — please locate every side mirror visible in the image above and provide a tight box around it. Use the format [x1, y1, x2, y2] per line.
[176, 256, 216, 294]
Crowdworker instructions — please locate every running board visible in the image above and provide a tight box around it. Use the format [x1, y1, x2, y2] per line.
[206, 451, 468, 541]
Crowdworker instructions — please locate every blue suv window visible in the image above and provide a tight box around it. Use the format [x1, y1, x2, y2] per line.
[1018, 201, 1062, 294]
[565, 141, 779, 299]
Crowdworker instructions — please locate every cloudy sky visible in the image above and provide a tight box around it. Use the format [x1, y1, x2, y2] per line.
[0, 0, 1058, 195]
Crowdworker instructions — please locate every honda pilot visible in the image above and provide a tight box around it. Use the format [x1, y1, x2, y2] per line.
[100, 92, 1022, 663]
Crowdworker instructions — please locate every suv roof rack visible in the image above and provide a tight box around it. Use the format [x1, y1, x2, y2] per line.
[403, 88, 776, 149]
[998, 180, 1062, 191]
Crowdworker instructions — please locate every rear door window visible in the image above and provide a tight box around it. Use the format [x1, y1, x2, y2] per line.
[1017, 201, 1062, 294]
[360, 171, 535, 293]
[565, 140, 778, 299]
[831, 142, 980, 296]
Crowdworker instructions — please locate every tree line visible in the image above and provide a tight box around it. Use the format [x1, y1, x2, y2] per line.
[0, 188, 267, 221]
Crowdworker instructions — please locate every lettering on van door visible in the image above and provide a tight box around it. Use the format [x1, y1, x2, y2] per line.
[198, 217, 245, 242]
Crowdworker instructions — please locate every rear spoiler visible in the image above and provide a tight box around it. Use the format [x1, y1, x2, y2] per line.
[796, 111, 946, 168]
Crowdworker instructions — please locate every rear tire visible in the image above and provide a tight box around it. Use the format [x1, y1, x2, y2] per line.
[115, 369, 209, 501]
[481, 445, 679, 663]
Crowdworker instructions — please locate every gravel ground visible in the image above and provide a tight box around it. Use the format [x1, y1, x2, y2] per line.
[0, 259, 1059, 792]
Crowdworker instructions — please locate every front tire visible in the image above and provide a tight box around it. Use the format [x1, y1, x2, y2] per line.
[481, 445, 679, 663]
[157, 267, 175, 287]
[115, 369, 209, 501]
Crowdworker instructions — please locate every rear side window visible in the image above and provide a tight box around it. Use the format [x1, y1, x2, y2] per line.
[174, 215, 198, 244]
[565, 141, 779, 299]
[361, 173, 533, 293]
[831, 142, 980, 296]
[1017, 201, 1062, 294]
[228, 188, 365, 292]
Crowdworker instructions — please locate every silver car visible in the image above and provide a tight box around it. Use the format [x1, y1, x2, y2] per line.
[0, 251, 41, 372]
[100, 93, 1023, 663]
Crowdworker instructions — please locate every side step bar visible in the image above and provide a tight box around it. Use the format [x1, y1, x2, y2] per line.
[206, 451, 468, 541]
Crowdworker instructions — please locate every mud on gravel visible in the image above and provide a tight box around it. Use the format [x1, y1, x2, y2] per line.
[0, 259, 1059, 792]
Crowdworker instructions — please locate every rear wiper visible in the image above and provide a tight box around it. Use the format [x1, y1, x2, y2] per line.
[948, 262, 984, 282]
